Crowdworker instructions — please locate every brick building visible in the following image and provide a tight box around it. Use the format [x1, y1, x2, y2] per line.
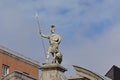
[0, 45, 40, 79]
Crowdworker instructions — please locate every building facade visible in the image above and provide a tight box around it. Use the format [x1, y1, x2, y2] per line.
[0, 46, 40, 79]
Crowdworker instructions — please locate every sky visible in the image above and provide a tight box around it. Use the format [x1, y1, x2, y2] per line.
[0, 0, 120, 76]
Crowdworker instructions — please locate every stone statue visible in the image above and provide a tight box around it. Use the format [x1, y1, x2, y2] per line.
[40, 24, 62, 64]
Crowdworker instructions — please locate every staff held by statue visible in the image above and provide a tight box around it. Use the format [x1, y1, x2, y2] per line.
[35, 13, 47, 63]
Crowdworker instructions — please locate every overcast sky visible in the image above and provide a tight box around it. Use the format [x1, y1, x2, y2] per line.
[0, 0, 120, 76]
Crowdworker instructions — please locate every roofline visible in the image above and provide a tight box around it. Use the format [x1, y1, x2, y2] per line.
[0, 45, 41, 69]
[73, 65, 111, 80]
[105, 65, 120, 76]
[73, 65, 101, 79]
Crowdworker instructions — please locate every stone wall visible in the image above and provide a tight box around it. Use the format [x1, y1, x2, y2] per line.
[1, 71, 37, 80]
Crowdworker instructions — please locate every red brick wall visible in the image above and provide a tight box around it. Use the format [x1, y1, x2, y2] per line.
[0, 52, 39, 78]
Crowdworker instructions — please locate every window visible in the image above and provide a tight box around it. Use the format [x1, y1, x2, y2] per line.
[2, 64, 9, 76]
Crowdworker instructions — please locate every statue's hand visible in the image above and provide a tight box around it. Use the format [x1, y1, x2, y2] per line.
[39, 31, 42, 35]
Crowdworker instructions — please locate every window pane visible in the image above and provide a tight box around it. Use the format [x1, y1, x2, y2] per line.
[2, 65, 9, 76]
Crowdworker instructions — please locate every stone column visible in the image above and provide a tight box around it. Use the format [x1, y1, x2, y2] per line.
[40, 63, 68, 80]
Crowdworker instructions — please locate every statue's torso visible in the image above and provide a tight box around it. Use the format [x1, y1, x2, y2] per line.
[49, 34, 61, 45]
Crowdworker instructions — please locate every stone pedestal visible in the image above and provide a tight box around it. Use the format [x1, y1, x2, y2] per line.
[40, 63, 68, 80]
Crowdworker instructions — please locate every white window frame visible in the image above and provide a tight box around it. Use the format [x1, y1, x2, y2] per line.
[2, 64, 9, 76]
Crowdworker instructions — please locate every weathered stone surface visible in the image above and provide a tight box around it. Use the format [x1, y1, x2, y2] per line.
[68, 65, 111, 80]
[1, 71, 37, 80]
[40, 63, 68, 80]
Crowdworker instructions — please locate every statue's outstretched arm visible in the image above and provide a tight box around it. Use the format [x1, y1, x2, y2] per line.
[40, 32, 49, 39]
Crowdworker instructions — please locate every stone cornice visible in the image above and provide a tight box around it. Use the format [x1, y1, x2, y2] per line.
[1, 71, 38, 80]
[40, 63, 67, 72]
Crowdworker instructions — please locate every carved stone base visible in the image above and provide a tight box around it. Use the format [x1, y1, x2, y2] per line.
[40, 63, 68, 80]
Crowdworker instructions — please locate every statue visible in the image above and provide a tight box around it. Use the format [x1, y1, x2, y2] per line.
[40, 24, 62, 64]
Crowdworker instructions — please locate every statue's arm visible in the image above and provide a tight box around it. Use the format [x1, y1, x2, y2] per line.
[40, 32, 49, 39]
[58, 36, 61, 44]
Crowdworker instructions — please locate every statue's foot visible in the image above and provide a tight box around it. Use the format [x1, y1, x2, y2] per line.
[45, 59, 49, 63]
[52, 59, 55, 63]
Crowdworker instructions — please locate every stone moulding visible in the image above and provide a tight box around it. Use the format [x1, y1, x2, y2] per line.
[40, 63, 68, 80]
[40, 63, 67, 72]
[1, 71, 37, 80]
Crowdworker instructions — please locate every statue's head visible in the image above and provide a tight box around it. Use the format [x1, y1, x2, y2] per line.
[51, 24, 55, 33]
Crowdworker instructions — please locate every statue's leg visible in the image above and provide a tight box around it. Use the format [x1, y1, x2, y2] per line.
[46, 52, 49, 63]
[51, 53, 55, 63]
[53, 53, 56, 63]
[46, 47, 51, 63]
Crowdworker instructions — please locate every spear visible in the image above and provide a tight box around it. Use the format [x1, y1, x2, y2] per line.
[35, 13, 47, 62]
